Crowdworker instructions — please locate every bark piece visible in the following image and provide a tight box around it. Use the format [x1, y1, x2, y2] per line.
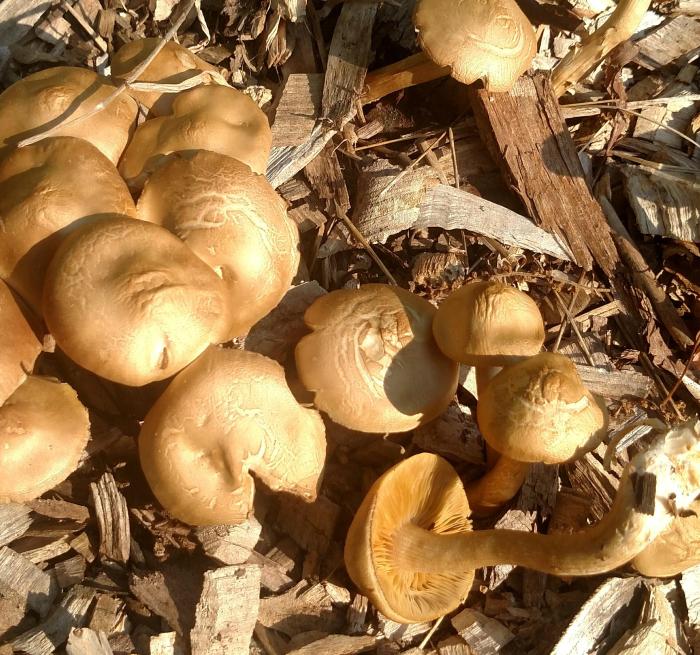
[469, 73, 619, 275]
[190, 565, 261, 655]
[90, 472, 130, 563]
[53, 554, 86, 588]
[196, 518, 263, 565]
[0, 503, 32, 547]
[634, 16, 700, 68]
[286, 634, 376, 654]
[451, 609, 514, 653]
[271, 74, 323, 147]
[304, 141, 351, 214]
[65, 628, 113, 655]
[0, 546, 58, 618]
[26, 499, 90, 522]
[566, 451, 618, 521]
[0, 0, 52, 45]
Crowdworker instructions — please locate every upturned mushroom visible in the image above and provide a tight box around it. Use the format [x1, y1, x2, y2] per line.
[119, 85, 272, 189]
[0, 137, 136, 314]
[111, 38, 221, 116]
[139, 346, 326, 525]
[345, 421, 700, 623]
[295, 284, 459, 433]
[43, 215, 229, 386]
[0, 66, 138, 164]
[137, 150, 300, 340]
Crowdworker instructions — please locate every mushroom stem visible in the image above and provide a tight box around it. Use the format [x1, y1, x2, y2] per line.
[464, 455, 529, 516]
[362, 53, 450, 104]
[551, 0, 652, 96]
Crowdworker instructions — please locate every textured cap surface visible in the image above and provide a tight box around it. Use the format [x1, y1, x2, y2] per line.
[139, 347, 326, 525]
[137, 151, 299, 340]
[0, 66, 138, 164]
[119, 85, 272, 189]
[43, 215, 228, 386]
[414, 0, 536, 92]
[0, 137, 136, 314]
[295, 284, 459, 433]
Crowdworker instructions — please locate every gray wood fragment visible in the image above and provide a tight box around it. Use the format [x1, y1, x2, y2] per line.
[0, 546, 58, 618]
[286, 634, 376, 654]
[0, 0, 53, 46]
[634, 16, 700, 69]
[0, 502, 32, 546]
[271, 74, 323, 147]
[90, 472, 130, 563]
[65, 627, 114, 655]
[574, 364, 654, 399]
[451, 608, 514, 653]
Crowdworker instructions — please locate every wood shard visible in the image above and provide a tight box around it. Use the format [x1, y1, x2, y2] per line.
[26, 499, 90, 523]
[0, 0, 53, 45]
[451, 608, 514, 653]
[346, 594, 369, 635]
[574, 364, 654, 399]
[634, 16, 700, 69]
[65, 627, 114, 655]
[88, 594, 125, 635]
[0, 502, 32, 547]
[286, 633, 376, 654]
[90, 472, 130, 563]
[271, 73, 323, 147]
[681, 564, 700, 626]
[53, 554, 87, 589]
[190, 564, 261, 655]
[275, 494, 340, 560]
[195, 518, 263, 565]
[435, 635, 472, 654]
[150, 631, 188, 655]
[0, 546, 58, 618]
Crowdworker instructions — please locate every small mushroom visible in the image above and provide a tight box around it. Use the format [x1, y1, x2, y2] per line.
[295, 284, 459, 433]
[0, 66, 138, 164]
[0, 137, 136, 314]
[139, 346, 326, 525]
[43, 215, 229, 386]
[137, 151, 300, 340]
[119, 85, 272, 190]
[345, 421, 700, 623]
[111, 38, 220, 116]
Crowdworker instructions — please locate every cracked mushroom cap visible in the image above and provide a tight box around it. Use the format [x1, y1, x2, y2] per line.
[0, 281, 41, 406]
[111, 38, 220, 116]
[295, 284, 459, 433]
[432, 281, 544, 367]
[0, 66, 138, 165]
[345, 452, 473, 623]
[139, 346, 326, 525]
[0, 375, 90, 503]
[413, 0, 536, 92]
[43, 215, 228, 386]
[477, 352, 608, 464]
[137, 151, 300, 340]
[0, 137, 136, 314]
[119, 85, 272, 189]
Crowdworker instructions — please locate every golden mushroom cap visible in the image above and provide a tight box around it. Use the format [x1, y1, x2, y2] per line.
[111, 38, 220, 116]
[0, 281, 41, 405]
[295, 284, 459, 433]
[0, 375, 90, 503]
[0, 66, 138, 164]
[413, 0, 536, 92]
[0, 137, 136, 314]
[137, 151, 300, 340]
[345, 452, 473, 623]
[119, 85, 272, 189]
[139, 346, 326, 526]
[477, 352, 608, 464]
[432, 281, 544, 366]
[43, 215, 229, 386]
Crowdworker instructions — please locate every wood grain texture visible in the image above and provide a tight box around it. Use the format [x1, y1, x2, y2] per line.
[0, 0, 52, 46]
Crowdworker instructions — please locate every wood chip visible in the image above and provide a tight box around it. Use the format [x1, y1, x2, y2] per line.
[566, 451, 619, 521]
[0, 546, 58, 618]
[26, 499, 90, 523]
[304, 141, 351, 214]
[286, 634, 376, 654]
[275, 494, 340, 561]
[435, 636, 471, 654]
[88, 594, 125, 635]
[0, 0, 53, 45]
[196, 518, 263, 566]
[681, 564, 700, 625]
[13, 535, 72, 564]
[69, 532, 97, 563]
[634, 16, 700, 68]
[65, 627, 113, 655]
[377, 614, 432, 643]
[91, 472, 130, 563]
[574, 364, 654, 399]
[0, 502, 32, 547]
[150, 632, 188, 655]
[451, 608, 514, 653]
[53, 554, 87, 589]
[347, 594, 369, 635]
[271, 73, 323, 147]
[190, 565, 261, 655]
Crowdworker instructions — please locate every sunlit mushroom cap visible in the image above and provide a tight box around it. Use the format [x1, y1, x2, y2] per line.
[0, 137, 136, 314]
[111, 38, 220, 116]
[139, 347, 326, 525]
[477, 352, 608, 464]
[137, 151, 300, 340]
[413, 0, 536, 92]
[0, 375, 90, 503]
[295, 284, 459, 433]
[432, 281, 544, 366]
[0, 66, 138, 164]
[119, 85, 272, 189]
[0, 281, 41, 406]
[43, 215, 228, 386]
[345, 452, 473, 623]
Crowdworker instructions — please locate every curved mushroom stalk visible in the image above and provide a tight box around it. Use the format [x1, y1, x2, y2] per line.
[464, 455, 529, 518]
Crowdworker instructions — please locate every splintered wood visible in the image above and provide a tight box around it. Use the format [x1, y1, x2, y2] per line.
[0, 503, 32, 546]
[271, 74, 324, 147]
[451, 609, 514, 653]
[0, 546, 58, 617]
[90, 472, 130, 563]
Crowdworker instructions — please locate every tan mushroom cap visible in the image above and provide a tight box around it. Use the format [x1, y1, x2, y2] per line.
[43, 215, 229, 386]
[345, 452, 473, 623]
[0, 137, 136, 314]
[0, 375, 90, 503]
[413, 0, 536, 92]
[139, 347, 326, 525]
[111, 38, 220, 116]
[477, 352, 608, 464]
[0, 281, 41, 405]
[137, 151, 300, 340]
[0, 66, 138, 165]
[119, 85, 272, 189]
[432, 281, 544, 367]
[296, 284, 459, 433]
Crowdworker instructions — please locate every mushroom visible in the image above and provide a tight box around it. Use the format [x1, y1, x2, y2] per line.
[0, 137, 136, 314]
[344, 421, 700, 623]
[137, 150, 300, 340]
[119, 85, 272, 190]
[0, 66, 138, 164]
[138, 346, 326, 525]
[43, 215, 229, 386]
[295, 284, 459, 433]
[111, 38, 221, 116]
